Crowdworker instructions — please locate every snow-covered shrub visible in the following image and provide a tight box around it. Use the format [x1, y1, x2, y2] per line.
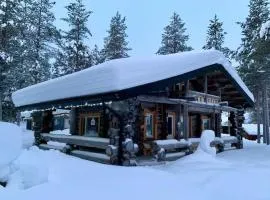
[197, 130, 216, 156]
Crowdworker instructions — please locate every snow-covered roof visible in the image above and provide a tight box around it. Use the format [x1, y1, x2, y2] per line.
[12, 50, 254, 108]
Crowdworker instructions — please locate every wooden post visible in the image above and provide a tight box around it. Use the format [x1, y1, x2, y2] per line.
[204, 75, 208, 103]
[183, 105, 189, 139]
[185, 80, 190, 97]
[41, 110, 53, 133]
[215, 112, 222, 137]
[69, 108, 77, 135]
[178, 104, 182, 139]
[32, 111, 43, 145]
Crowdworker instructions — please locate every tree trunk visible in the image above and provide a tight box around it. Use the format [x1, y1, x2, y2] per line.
[264, 84, 269, 145]
[0, 92, 2, 121]
[256, 90, 261, 143]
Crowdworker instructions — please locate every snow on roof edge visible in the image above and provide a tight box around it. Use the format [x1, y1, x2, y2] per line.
[12, 50, 254, 107]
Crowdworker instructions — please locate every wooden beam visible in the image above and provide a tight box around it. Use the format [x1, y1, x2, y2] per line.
[204, 75, 208, 95]
[183, 105, 189, 139]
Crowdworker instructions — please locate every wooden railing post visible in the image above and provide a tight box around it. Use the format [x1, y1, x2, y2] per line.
[183, 105, 189, 140]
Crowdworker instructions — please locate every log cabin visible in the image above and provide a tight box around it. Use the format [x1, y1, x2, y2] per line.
[12, 50, 254, 165]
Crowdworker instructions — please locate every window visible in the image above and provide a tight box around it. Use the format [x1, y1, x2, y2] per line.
[202, 118, 210, 130]
[167, 113, 175, 137]
[145, 113, 154, 138]
[85, 116, 100, 137]
[79, 113, 101, 137]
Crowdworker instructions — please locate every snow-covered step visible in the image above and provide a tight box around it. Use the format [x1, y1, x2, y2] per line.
[165, 152, 186, 161]
[70, 150, 110, 164]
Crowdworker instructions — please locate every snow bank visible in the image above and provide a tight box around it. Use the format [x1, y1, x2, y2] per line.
[0, 122, 22, 181]
[242, 124, 263, 136]
[7, 147, 49, 190]
[12, 50, 254, 107]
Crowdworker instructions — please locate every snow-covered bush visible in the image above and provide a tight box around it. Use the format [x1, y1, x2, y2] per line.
[0, 122, 22, 181]
[197, 130, 216, 156]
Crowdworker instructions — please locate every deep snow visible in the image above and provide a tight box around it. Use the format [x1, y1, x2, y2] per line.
[1, 125, 270, 200]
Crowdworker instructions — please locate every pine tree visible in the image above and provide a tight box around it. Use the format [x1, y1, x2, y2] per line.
[0, 0, 21, 121]
[26, 0, 57, 85]
[236, 0, 269, 127]
[157, 12, 192, 55]
[103, 11, 131, 61]
[91, 45, 105, 65]
[54, 0, 92, 77]
[237, 0, 270, 91]
[203, 14, 230, 57]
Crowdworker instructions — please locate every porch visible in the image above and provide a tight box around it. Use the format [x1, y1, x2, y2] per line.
[38, 132, 240, 165]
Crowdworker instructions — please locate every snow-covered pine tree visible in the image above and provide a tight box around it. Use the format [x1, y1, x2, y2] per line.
[236, 0, 270, 91]
[236, 0, 269, 128]
[103, 11, 131, 60]
[54, 0, 92, 77]
[157, 12, 192, 55]
[203, 14, 231, 57]
[91, 44, 105, 65]
[11, 0, 35, 89]
[0, 0, 21, 121]
[25, 0, 57, 85]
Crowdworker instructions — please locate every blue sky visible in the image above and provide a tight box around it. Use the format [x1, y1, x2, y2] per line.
[53, 0, 250, 56]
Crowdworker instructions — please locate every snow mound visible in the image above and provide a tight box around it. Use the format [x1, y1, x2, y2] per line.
[0, 122, 22, 181]
[8, 147, 48, 190]
[198, 130, 216, 156]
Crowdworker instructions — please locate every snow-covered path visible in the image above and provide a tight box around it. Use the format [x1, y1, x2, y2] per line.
[1, 130, 270, 200]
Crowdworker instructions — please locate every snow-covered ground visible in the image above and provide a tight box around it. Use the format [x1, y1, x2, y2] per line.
[1, 123, 270, 199]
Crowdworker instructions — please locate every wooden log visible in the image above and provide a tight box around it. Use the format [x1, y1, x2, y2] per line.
[70, 150, 110, 164]
[41, 134, 109, 149]
[153, 140, 189, 151]
[106, 145, 118, 157]
[157, 148, 166, 161]
[123, 139, 134, 152]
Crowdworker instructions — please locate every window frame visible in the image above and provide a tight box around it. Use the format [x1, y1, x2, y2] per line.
[79, 112, 101, 136]
[167, 112, 176, 137]
[144, 111, 154, 139]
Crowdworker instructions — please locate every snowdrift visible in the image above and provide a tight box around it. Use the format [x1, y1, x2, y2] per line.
[0, 122, 22, 181]
[0, 123, 48, 189]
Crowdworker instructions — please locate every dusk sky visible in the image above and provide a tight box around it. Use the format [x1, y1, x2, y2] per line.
[53, 0, 250, 56]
